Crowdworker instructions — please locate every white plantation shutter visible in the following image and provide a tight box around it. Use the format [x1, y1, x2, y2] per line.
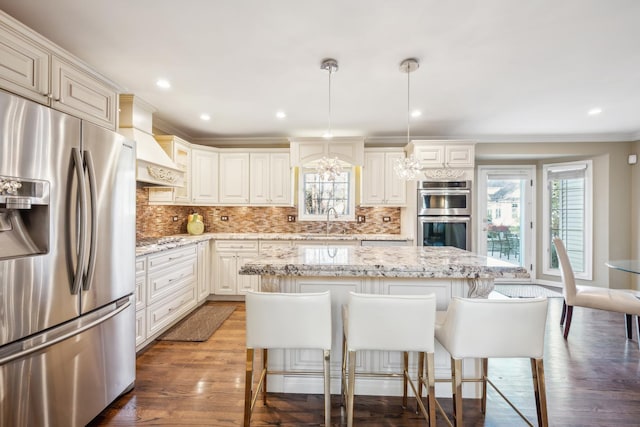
[543, 160, 592, 279]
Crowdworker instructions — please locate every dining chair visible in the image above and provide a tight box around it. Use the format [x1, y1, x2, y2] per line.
[341, 292, 438, 427]
[435, 296, 549, 427]
[244, 291, 332, 426]
[553, 237, 640, 346]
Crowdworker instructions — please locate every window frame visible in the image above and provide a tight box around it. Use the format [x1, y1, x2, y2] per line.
[297, 165, 356, 222]
[542, 159, 593, 280]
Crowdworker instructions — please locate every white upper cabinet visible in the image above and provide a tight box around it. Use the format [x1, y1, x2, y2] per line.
[0, 21, 49, 103]
[191, 148, 219, 204]
[408, 140, 475, 169]
[219, 152, 250, 204]
[250, 151, 292, 205]
[50, 57, 117, 130]
[0, 12, 119, 129]
[361, 149, 407, 206]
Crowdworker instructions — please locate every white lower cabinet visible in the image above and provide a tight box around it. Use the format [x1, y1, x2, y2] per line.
[135, 244, 200, 351]
[197, 241, 211, 301]
[214, 240, 259, 295]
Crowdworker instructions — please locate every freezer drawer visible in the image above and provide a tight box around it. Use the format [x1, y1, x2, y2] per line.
[0, 297, 135, 427]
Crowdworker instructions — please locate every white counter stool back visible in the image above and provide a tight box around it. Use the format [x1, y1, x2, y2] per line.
[341, 292, 438, 427]
[244, 291, 332, 427]
[435, 296, 549, 427]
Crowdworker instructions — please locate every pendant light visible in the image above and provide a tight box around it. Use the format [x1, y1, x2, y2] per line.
[394, 58, 423, 180]
[316, 58, 341, 181]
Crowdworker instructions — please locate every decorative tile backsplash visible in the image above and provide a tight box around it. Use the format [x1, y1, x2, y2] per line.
[136, 184, 401, 239]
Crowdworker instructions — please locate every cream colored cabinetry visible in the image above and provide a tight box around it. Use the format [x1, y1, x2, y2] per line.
[134, 257, 147, 348]
[148, 136, 192, 204]
[0, 12, 118, 129]
[191, 148, 219, 204]
[197, 241, 211, 301]
[214, 240, 259, 295]
[361, 149, 407, 206]
[0, 20, 49, 103]
[408, 141, 475, 169]
[135, 244, 199, 351]
[219, 152, 250, 204]
[250, 151, 292, 205]
[49, 57, 118, 129]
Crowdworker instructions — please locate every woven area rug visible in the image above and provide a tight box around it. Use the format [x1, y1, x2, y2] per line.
[494, 284, 563, 298]
[158, 304, 236, 342]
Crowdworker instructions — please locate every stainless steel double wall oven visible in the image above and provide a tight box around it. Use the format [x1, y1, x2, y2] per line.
[417, 180, 472, 251]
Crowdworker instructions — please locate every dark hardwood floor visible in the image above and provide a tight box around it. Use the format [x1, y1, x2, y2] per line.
[89, 297, 640, 426]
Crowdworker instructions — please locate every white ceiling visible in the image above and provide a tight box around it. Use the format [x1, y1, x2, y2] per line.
[2, 0, 640, 144]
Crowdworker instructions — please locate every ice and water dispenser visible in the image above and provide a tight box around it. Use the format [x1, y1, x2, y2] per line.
[0, 175, 49, 260]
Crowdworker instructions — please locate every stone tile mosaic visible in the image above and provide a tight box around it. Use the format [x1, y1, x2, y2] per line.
[136, 184, 402, 239]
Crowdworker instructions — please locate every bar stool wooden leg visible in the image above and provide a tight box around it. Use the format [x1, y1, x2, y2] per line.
[417, 352, 425, 413]
[341, 332, 347, 407]
[452, 358, 463, 427]
[532, 358, 549, 427]
[426, 353, 436, 427]
[347, 350, 356, 427]
[244, 348, 254, 427]
[626, 314, 633, 339]
[481, 358, 488, 414]
[560, 300, 567, 325]
[402, 351, 409, 408]
[262, 349, 268, 405]
[323, 349, 331, 426]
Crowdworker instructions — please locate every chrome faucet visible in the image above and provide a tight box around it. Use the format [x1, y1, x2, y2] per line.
[326, 207, 338, 236]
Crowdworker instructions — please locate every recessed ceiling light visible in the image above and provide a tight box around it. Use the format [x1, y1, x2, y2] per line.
[411, 110, 422, 118]
[156, 79, 171, 89]
[276, 111, 287, 119]
[200, 113, 211, 121]
[587, 108, 602, 116]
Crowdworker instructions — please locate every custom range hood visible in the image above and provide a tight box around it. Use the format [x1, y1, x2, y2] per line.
[118, 94, 184, 187]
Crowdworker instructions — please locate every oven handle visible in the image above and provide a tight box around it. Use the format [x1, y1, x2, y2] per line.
[418, 189, 471, 195]
[417, 216, 471, 222]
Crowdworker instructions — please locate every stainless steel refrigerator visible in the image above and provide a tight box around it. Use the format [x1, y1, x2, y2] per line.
[0, 89, 136, 426]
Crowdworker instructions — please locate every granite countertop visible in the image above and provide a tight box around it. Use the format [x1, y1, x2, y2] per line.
[135, 233, 413, 257]
[238, 245, 530, 279]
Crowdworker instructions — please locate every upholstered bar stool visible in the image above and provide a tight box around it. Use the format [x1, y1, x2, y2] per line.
[435, 297, 549, 427]
[341, 292, 438, 427]
[244, 291, 332, 427]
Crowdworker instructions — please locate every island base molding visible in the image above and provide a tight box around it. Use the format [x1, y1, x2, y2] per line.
[258, 275, 494, 398]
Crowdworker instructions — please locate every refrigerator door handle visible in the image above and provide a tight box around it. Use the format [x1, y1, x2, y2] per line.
[83, 149, 98, 291]
[0, 297, 132, 365]
[71, 147, 87, 295]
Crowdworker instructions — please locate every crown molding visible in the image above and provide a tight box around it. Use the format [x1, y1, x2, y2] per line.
[152, 117, 194, 141]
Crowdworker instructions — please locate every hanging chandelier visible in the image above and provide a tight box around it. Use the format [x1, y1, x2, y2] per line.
[316, 58, 342, 181]
[394, 58, 423, 181]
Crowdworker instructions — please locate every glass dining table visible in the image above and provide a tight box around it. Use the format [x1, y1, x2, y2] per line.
[605, 260, 640, 275]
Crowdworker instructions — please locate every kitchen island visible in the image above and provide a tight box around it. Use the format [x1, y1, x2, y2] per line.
[239, 245, 529, 398]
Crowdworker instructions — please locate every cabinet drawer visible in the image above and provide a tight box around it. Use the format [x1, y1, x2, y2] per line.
[147, 245, 197, 271]
[135, 257, 147, 274]
[259, 240, 292, 252]
[146, 285, 197, 336]
[147, 258, 197, 304]
[215, 240, 259, 251]
[135, 309, 146, 348]
[135, 273, 146, 311]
